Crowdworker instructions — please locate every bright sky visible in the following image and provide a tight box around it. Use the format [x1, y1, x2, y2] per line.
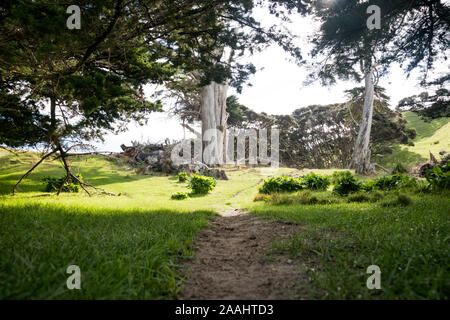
[97, 7, 445, 152]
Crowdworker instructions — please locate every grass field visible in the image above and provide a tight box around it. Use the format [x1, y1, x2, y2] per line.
[0, 115, 449, 300]
[376, 112, 450, 169]
[247, 191, 449, 299]
[0, 149, 295, 299]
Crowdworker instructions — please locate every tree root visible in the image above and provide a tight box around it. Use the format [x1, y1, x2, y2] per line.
[12, 150, 57, 195]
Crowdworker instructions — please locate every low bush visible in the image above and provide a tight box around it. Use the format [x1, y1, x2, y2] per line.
[188, 174, 217, 194]
[42, 174, 82, 193]
[332, 171, 362, 195]
[259, 177, 303, 194]
[301, 172, 330, 191]
[177, 171, 188, 182]
[171, 192, 189, 200]
[370, 174, 417, 191]
[425, 163, 450, 190]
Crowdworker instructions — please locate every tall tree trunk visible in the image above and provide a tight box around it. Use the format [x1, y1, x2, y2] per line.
[350, 57, 376, 175]
[201, 81, 228, 166]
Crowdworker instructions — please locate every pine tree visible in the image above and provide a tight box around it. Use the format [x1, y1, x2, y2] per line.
[309, 0, 449, 174]
[0, 0, 309, 193]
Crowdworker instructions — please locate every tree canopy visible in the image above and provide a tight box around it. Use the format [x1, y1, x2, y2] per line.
[0, 0, 310, 193]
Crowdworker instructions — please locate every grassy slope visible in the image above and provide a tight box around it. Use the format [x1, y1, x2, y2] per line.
[377, 112, 450, 168]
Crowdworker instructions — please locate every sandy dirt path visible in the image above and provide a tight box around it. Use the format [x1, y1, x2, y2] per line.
[178, 209, 310, 299]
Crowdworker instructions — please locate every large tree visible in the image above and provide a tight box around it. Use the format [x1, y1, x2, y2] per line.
[0, 0, 309, 193]
[309, 0, 450, 174]
[159, 0, 310, 166]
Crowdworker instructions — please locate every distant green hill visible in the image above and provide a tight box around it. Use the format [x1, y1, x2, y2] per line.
[375, 112, 450, 169]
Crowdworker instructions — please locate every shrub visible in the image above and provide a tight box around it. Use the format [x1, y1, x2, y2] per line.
[425, 163, 450, 190]
[371, 174, 417, 191]
[188, 174, 217, 194]
[42, 174, 82, 193]
[331, 171, 350, 184]
[301, 172, 330, 191]
[177, 171, 188, 182]
[332, 171, 362, 196]
[171, 192, 189, 200]
[259, 177, 303, 194]
[361, 179, 376, 192]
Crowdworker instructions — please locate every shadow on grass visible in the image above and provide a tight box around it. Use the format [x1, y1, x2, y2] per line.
[0, 164, 153, 196]
[249, 194, 449, 299]
[0, 204, 215, 300]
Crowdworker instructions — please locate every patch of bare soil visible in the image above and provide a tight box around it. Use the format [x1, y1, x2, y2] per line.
[178, 210, 311, 300]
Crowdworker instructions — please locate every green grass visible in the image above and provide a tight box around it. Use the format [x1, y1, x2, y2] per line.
[376, 112, 450, 169]
[247, 190, 450, 299]
[1, 148, 449, 300]
[0, 149, 297, 299]
[0, 204, 213, 299]
[403, 111, 449, 139]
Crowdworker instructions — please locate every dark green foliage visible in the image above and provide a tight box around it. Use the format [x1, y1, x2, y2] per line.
[171, 192, 189, 200]
[177, 172, 188, 183]
[332, 171, 362, 196]
[370, 174, 417, 191]
[425, 163, 450, 190]
[42, 174, 82, 193]
[259, 174, 332, 194]
[0, 0, 308, 153]
[259, 177, 303, 194]
[310, 0, 449, 84]
[188, 175, 216, 194]
[301, 172, 331, 191]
